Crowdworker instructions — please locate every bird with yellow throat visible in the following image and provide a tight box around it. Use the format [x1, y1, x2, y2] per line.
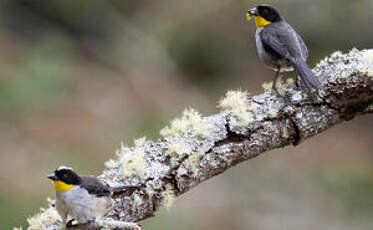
[48, 166, 140, 227]
[246, 5, 321, 94]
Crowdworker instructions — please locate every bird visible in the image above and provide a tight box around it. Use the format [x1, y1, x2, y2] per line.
[47, 166, 140, 227]
[246, 5, 321, 94]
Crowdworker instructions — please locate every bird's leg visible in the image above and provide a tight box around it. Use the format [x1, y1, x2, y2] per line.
[272, 68, 293, 105]
[295, 75, 300, 87]
[272, 68, 281, 95]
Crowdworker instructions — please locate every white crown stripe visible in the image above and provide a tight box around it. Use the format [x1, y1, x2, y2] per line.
[57, 165, 73, 171]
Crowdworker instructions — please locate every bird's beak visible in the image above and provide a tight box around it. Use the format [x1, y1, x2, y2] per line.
[246, 8, 258, 21]
[48, 173, 59, 181]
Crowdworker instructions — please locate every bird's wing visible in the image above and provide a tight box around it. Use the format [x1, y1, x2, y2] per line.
[80, 176, 111, 197]
[295, 29, 308, 60]
[260, 22, 304, 62]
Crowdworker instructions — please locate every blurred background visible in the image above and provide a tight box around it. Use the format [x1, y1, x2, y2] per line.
[0, 0, 372, 229]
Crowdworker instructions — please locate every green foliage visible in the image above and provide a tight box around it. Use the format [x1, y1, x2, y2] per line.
[166, 24, 232, 84]
[0, 38, 74, 114]
[323, 168, 373, 217]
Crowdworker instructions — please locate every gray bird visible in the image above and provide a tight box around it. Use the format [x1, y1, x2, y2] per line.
[48, 166, 139, 227]
[246, 5, 321, 93]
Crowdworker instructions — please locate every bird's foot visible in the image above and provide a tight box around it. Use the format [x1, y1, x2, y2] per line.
[295, 76, 300, 88]
[271, 82, 292, 105]
[66, 219, 76, 228]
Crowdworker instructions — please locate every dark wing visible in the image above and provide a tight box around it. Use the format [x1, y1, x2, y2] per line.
[295, 30, 308, 60]
[80, 175, 111, 197]
[260, 22, 304, 62]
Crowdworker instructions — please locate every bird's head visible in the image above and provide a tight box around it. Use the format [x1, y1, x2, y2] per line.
[48, 166, 81, 192]
[247, 5, 282, 27]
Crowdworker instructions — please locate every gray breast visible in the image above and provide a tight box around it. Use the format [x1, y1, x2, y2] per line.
[56, 186, 112, 223]
[254, 28, 293, 72]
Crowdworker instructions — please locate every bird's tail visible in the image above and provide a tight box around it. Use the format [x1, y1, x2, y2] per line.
[111, 185, 141, 196]
[291, 58, 321, 89]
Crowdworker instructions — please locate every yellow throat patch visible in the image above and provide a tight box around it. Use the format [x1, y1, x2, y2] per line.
[254, 16, 271, 27]
[53, 180, 73, 192]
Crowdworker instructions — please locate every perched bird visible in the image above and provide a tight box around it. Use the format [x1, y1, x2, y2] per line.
[48, 166, 139, 226]
[246, 5, 321, 94]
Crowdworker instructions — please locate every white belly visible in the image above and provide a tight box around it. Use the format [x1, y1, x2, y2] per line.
[56, 186, 112, 223]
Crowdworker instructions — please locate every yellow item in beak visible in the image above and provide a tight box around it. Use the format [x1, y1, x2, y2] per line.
[246, 12, 252, 22]
[254, 16, 271, 27]
[53, 180, 73, 192]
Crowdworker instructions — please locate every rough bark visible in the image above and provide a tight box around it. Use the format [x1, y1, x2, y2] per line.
[26, 49, 373, 230]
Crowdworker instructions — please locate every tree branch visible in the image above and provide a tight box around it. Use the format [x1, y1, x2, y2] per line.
[25, 49, 373, 230]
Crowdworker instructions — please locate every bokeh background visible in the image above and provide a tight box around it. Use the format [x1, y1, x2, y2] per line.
[1, 0, 372, 229]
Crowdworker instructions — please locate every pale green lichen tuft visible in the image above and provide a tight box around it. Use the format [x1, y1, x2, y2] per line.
[267, 108, 278, 118]
[261, 81, 273, 92]
[285, 78, 294, 85]
[166, 141, 189, 157]
[161, 185, 176, 210]
[360, 49, 373, 78]
[134, 136, 147, 147]
[185, 150, 204, 175]
[263, 77, 294, 94]
[119, 145, 147, 179]
[329, 50, 343, 60]
[281, 128, 289, 139]
[146, 188, 156, 198]
[104, 159, 118, 169]
[27, 198, 60, 230]
[219, 90, 253, 126]
[132, 193, 144, 210]
[247, 102, 259, 114]
[105, 139, 147, 179]
[340, 70, 350, 79]
[160, 108, 210, 138]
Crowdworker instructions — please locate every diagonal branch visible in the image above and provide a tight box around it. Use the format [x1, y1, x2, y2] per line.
[25, 49, 373, 230]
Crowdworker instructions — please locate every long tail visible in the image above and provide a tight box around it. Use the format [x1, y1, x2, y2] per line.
[291, 58, 321, 89]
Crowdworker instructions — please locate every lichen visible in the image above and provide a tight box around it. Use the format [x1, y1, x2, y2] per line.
[219, 90, 252, 126]
[119, 146, 147, 179]
[132, 193, 143, 208]
[261, 81, 273, 92]
[315, 48, 373, 82]
[185, 150, 204, 175]
[360, 49, 373, 78]
[286, 78, 294, 85]
[160, 108, 210, 138]
[329, 50, 343, 60]
[247, 102, 259, 113]
[145, 188, 156, 198]
[281, 127, 289, 139]
[104, 139, 148, 180]
[273, 77, 294, 94]
[161, 185, 176, 210]
[134, 137, 147, 147]
[166, 141, 189, 157]
[27, 198, 60, 230]
[104, 159, 117, 169]
[267, 109, 278, 118]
